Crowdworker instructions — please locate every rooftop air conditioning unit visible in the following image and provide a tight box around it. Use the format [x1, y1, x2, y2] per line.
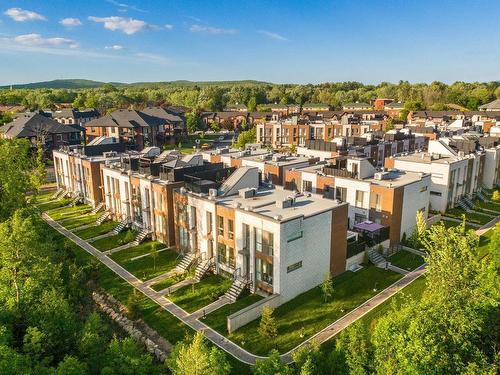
[239, 188, 256, 199]
[208, 188, 218, 197]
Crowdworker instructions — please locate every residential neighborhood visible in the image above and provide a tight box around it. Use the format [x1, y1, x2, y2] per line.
[0, 1, 499, 375]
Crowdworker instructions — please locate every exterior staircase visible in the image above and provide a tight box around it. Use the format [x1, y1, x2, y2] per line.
[52, 188, 64, 199]
[194, 258, 214, 282]
[91, 202, 105, 214]
[462, 197, 475, 209]
[96, 211, 111, 225]
[70, 195, 83, 206]
[456, 199, 471, 212]
[368, 249, 388, 268]
[476, 189, 487, 202]
[174, 253, 197, 273]
[111, 218, 128, 234]
[131, 228, 151, 246]
[224, 279, 248, 302]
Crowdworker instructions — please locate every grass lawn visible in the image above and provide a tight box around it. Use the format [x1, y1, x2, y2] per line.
[212, 266, 402, 356]
[151, 272, 189, 292]
[41, 219, 252, 374]
[49, 204, 92, 221]
[320, 275, 427, 357]
[37, 198, 72, 212]
[438, 220, 476, 231]
[474, 199, 500, 214]
[111, 242, 179, 281]
[92, 229, 138, 251]
[388, 250, 425, 271]
[60, 213, 101, 230]
[74, 220, 118, 240]
[163, 134, 220, 154]
[169, 274, 232, 313]
[444, 208, 494, 225]
[204, 293, 264, 333]
[478, 231, 494, 260]
[31, 190, 57, 204]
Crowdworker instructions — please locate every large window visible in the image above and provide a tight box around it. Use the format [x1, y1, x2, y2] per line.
[206, 212, 213, 234]
[228, 219, 234, 239]
[255, 229, 273, 256]
[355, 190, 365, 208]
[243, 224, 250, 250]
[217, 215, 224, 236]
[302, 180, 312, 192]
[374, 193, 382, 212]
[179, 227, 189, 249]
[217, 244, 235, 268]
[256, 258, 273, 285]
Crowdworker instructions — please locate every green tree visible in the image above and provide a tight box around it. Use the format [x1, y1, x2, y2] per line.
[247, 96, 257, 112]
[253, 350, 292, 375]
[372, 223, 498, 374]
[258, 306, 278, 340]
[102, 337, 159, 375]
[186, 112, 201, 134]
[167, 332, 231, 375]
[234, 127, 256, 149]
[151, 242, 160, 271]
[0, 139, 37, 220]
[336, 322, 372, 375]
[320, 273, 334, 303]
[55, 355, 87, 375]
[408, 210, 427, 248]
[491, 190, 500, 202]
[78, 312, 108, 373]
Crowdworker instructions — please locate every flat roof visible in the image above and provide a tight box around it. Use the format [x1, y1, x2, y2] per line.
[365, 170, 429, 188]
[392, 152, 464, 165]
[215, 186, 344, 222]
[241, 154, 310, 166]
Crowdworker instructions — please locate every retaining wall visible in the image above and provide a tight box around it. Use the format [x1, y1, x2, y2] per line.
[227, 294, 282, 333]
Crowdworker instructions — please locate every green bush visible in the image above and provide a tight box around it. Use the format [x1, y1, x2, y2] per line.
[119, 229, 135, 245]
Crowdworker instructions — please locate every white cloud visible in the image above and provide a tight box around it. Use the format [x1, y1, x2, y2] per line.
[164, 24, 174, 30]
[14, 33, 79, 49]
[258, 30, 288, 41]
[4, 7, 46, 22]
[88, 16, 149, 35]
[59, 17, 82, 27]
[105, 44, 123, 50]
[106, 0, 147, 13]
[189, 24, 237, 35]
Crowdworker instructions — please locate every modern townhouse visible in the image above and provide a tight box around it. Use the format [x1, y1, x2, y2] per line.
[385, 142, 478, 213]
[173, 166, 349, 303]
[285, 156, 431, 247]
[101, 149, 232, 246]
[384, 102, 404, 118]
[141, 106, 187, 142]
[478, 98, 500, 112]
[53, 142, 127, 207]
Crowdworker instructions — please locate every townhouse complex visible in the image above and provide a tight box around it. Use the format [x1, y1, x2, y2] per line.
[50, 97, 500, 312]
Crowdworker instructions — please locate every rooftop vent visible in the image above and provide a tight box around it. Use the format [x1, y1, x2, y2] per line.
[276, 197, 295, 209]
[374, 171, 391, 180]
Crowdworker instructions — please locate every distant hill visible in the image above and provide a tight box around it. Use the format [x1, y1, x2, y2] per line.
[0, 79, 271, 89]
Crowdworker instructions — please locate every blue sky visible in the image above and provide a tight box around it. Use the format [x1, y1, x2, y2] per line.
[0, 0, 499, 85]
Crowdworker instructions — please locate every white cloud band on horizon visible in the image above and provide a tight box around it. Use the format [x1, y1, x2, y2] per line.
[258, 30, 288, 41]
[4, 8, 46, 22]
[189, 24, 238, 35]
[88, 16, 148, 35]
[60, 18, 82, 27]
[13, 33, 79, 49]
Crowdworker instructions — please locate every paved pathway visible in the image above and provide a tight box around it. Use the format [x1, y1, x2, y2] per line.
[44, 203, 500, 364]
[43, 211, 433, 365]
[476, 215, 500, 236]
[143, 269, 178, 287]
